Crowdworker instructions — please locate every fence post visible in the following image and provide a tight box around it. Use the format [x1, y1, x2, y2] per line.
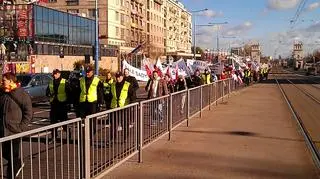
[187, 89, 190, 127]
[228, 79, 231, 98]
[215, 82, 218, 106]
[84, 118, 91, 179]
[169, 94, 173, 141]
[138, 103, 143, 163]
[209, 84, 211, 110]
[200, 86, 203, 118]
[222, 80, 224, 102]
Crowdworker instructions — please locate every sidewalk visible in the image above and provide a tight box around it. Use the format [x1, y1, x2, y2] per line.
[104, 83, 319, 179]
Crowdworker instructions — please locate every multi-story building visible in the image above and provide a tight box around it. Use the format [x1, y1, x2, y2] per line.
[293, 42, 304, 69]
[145, 0, 165, 59]
[165, 0, 192, 58]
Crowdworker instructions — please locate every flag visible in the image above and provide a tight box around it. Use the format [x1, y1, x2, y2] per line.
[145, 64, 152, 78]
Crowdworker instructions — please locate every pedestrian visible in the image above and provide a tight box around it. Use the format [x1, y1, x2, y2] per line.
[202, 69, 212, 84]
[46, 69, 70, 143]
[109, 72, 136, 143]
[0, 72, 32, 179]
[78, 65, 104, 140]
[191, 69, 203, 87]
[164, 74, 174, 93]
[103, 71, 114, 110]
[175, 75, 187, 114]
[211, 71, 218, 82]
[123, 68, 139, 94]
[78, 65, 104, 118]
[147, 70, 169, 126]
[244, 68, 251, 86]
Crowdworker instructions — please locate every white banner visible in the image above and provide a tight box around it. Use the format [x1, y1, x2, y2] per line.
[172, 59, 190, 77]
[186, 59, 209, 73]
[122, 60, 149, 81]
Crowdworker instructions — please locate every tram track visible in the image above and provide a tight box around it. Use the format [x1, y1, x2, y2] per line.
[274, 69, 320, 169]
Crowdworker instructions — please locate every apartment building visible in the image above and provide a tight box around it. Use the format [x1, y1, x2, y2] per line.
[165, 0, 192, 55]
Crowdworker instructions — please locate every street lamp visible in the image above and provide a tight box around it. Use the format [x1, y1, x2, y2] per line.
[190, 8, 208, 59]
[222, 36, 237, 54]
[197, 22, 228, 54]
[208, 22, 228, 52]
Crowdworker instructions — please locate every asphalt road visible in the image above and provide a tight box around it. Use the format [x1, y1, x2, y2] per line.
[30, 86, 148, 130]
[271, 68, 320, 152]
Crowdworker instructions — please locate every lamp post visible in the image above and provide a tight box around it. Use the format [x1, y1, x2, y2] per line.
[197, 22, 228, 56]
[208, 22, 228, 53]
[94, 0, 99, 76]
[190, 8, 208, 59]
[222, 36, 236, 54]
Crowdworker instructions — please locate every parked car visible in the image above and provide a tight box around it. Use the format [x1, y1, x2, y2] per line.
[16, 73, 53, 103]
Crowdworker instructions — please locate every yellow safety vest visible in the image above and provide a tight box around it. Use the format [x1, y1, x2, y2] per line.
[103, 79, 114, 95]
[201, 74, 211, 84]
[244, 71, 251, 77]
[79, 77, 100, 103]
[110, 81, 130, 109]
[49, 78, 67, 102]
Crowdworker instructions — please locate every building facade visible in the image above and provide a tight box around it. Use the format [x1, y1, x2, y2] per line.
[293, 42, 304, 69]
[0, 4, 119, 73]
[250, 43, 260, 63]
[165, 0, 192, 55]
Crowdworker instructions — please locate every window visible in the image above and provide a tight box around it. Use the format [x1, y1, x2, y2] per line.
[49, 0, 57, 2]
[116, 27, 119, 36]
[116, 12, 119, 21]
[67, 9, 79, 14]
[88, 9, 99, 18]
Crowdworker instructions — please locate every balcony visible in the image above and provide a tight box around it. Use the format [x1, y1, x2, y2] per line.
[66, 0, 79, 6]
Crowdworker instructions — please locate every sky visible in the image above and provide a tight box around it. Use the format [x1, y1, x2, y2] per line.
[180, 0, 320, 58]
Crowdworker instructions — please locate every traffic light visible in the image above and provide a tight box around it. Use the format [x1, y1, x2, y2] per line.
[59, 46, 64, 58]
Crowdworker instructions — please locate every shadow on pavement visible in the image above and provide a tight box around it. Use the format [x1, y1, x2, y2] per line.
[175, 129, 305, 143]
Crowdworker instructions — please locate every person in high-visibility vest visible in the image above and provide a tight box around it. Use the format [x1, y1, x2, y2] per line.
[109, 72, 136, 143]
[46, 69, 70, 143]
[244, 68, 251, 86]
[103, 72, 114, 110]
[201, 69, 212, 84]
[78, 65, 104, 118]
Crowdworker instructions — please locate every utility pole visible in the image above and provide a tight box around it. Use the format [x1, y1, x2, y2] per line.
[190, 8, 208, 60]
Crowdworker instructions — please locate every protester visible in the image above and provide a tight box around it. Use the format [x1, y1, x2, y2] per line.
[175, 75, 187, 114]
[191, 69, 203, 87]
[0, 72, 32, 178]
[211, 71, 218, 82]
[164, 74, 175, 93]
[46, 69, 70, 143]
[124, 68, 139, 94]
[147, 71, 168, 126]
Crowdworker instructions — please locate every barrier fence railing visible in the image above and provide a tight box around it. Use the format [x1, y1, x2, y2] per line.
[0, 78, 242, 179]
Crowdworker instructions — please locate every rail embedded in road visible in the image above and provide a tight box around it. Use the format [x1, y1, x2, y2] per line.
[275, 74, 320, 169]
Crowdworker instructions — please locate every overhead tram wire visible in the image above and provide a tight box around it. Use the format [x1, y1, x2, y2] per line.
[290, 0, 308, 28]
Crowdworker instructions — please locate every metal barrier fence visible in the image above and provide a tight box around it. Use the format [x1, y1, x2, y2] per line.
[0, 118, 82, 179]
[0, 78, 242, 179]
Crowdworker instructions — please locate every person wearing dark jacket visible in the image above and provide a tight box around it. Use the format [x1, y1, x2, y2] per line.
[108, 72, 136, 143]
[0, 72, 32, 178]
[78, 65, 104, 118]
[124, 68, 139, 93]
[46, 69, 70, 143]
[164, 74, 174, 93]
[191, 69, 203, 87]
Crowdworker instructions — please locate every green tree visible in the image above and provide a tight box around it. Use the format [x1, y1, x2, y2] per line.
[191, 46, 204, 55]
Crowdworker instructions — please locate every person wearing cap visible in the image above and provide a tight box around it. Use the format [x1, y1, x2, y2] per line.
[109, 71, 136, 142]
[201, 69, 212, 84]
[103, 71, 114, 110]
[78, 65, 104, 118]
[46, 69, 70, 143]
